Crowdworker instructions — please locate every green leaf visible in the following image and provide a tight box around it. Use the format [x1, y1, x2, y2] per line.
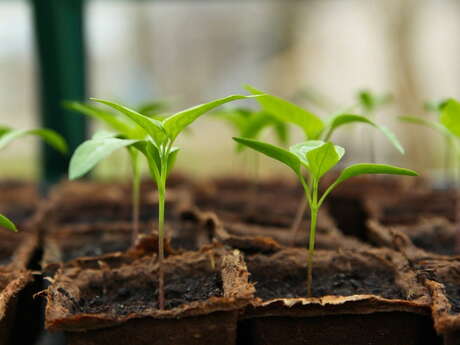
[0, 214, 17, 232]
[233, 137, 301, 174]
[305, 142, 344, 179]
[0, 129, 67, 153]
[326, 114, 404, 154]
[236, 112, 273, 152]
[272, 119, 289, 146]
[335, 163, 418, 185]
[440, 99, 460, 138]
[163, 95, 254, 141]
[137, 101, 169, 117]
[245, 85, 325, 140]
[69, 137, 139, 179]
[65, 101, 136, 137]
[91, 98, 166, 145]
[357, 90, 392, 113]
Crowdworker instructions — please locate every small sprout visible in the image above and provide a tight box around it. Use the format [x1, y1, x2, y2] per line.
[67, 100, 165, 246]
[233, 137, 417, 297]
[245, 86, 404, 234]
[357, 89, 393, 116]
[399, 98, 460, 182]
[87, 94, 256, 309]
[0, 125, 67, 232]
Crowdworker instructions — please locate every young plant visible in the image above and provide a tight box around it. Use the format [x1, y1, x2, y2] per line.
[213, 107, 288, 180]
[234, 137, 417, 296]
[244, 85, 404, 233]
[69, 94, 255, 309]
[399, 98, 458, 182]
[66, 100, 169, 246]
[0, 126, 68, 231]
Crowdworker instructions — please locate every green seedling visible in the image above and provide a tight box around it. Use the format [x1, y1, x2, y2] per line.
[234, 137, 417, 296]
[357, 89, 393, 116]
[69, 94, 255, 309]
[0, 126, 67, 231]
[66, 100, 169, 246]
[400, 98, 459, 182]
[245, 85, 404, 234]
[213, 107, 288, 181]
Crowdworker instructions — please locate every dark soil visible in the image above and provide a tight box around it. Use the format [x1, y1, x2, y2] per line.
[249, 265, 403, 300]
[68, 270, 223, 315]
[61, 241, 129, 263]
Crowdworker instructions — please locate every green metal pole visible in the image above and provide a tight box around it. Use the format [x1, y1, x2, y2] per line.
[30, 0, 87, 185]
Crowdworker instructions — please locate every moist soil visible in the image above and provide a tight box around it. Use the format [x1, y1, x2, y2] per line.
[444, 283, 460, 314]
[411, 230, 457, 256]
[249, 264, 403, 300]
[66, 270, 223, 315]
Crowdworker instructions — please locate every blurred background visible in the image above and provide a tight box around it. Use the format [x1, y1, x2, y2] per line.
[1, 0, 460, 182]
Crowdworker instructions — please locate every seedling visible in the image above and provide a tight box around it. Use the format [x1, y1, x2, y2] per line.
[0, 126, 67, 232]
[234, 137, 417, 296]
[213, 107, 288, 181]
[69, 94, 255, 309]
[66, 100, 169, 246]
[400, 98, 459, 182]
[245, 85, 404, 234]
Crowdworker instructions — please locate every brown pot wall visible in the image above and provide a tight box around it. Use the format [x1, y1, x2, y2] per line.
[45, 249, 254, 345]
[240, 248, 439, 345]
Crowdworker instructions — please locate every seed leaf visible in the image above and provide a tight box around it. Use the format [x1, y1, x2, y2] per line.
[163, 95, 254, 141]
[91, 98, 166, 145]
[0, 214, 16, 232]
[327, 114, 404, 153]
[167, 147, 180, 176]
[0, 126, 10, 138]
[335, 163, 418, 185]
[440, 99, 460, 138]
[0, 129, 67, 153]
[245, 85, 325, 140]
[233, 137, 301, 174]
[69, 137, 139, 179]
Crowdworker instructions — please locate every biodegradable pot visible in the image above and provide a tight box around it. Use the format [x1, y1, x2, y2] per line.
[365, 189, 458, 226]
[320, 175, 415, 240]
[367, 218, 460, 256]
[239, 248, 439, 345]
[0, 269, 33, 345]
[45, 249, 254, 345]
[410, 257, 460, 345]
[206, 212, 369, 254]
[42, 209, 212, 275]
[43, 180, 191, 227]
[192, 177, 304, 228]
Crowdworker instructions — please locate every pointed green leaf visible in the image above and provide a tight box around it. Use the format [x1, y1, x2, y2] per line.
[163, 95, 254, 141]
[0, 129, 67, 153]
[272, 119, 289, 146]
[306, 142, 344, 179]
[233, 137, 300, 174]
[69, 138, 139, 179]
[0, 214, 17, 232]
[91, 98, 166, 145]
[236, 112, 273, 152]
[335, 163, 418, 185]
[65, 101, 136, 136]
[245, 85, 325, 140]
[440, 99, 460, 138]
[326, 114, 404, 153]
[137, 101, 169, 117]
